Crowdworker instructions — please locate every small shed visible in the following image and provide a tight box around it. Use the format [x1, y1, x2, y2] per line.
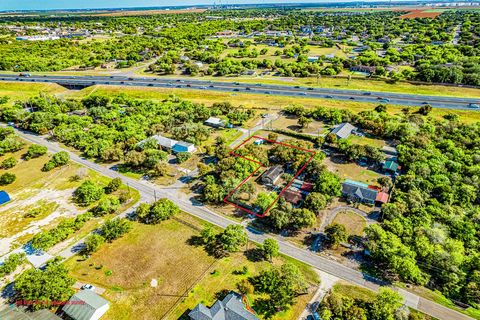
[0, 191, 10, 205]
[63, 290, 110, 320]
[383, 160, 400, 173]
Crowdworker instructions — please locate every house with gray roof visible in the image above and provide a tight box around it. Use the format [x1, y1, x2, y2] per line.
[204, 117, 225, 128]
[189, 292, 258, 320]
[261, 165, 284, 185]
[331, 123, 357, 140]
[62, 290, 109, 320]
[341, 179, 378, 205]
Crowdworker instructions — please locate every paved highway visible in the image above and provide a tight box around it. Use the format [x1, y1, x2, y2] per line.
[1, 73, 479, 110]
[8, 126, 473, 320]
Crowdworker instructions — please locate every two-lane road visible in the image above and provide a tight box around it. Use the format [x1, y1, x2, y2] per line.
[8, 126, 473, 320]
[1, 73, 479, 110]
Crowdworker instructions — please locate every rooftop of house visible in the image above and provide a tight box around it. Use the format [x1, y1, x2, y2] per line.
[189, 291, 258, 320]
[331, 122, 357, 140]
[63, 290, 109, 320]
[282, 188, 303, 205]
[262, 165, 284, 183]
[205, 117, 225, 125]
[383, 160, 399, 172]
[341, 180, 378, 202]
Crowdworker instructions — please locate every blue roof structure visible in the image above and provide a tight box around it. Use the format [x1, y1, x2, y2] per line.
[0, 191, 10, 205]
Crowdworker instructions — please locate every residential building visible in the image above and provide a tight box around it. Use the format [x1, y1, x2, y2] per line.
[0, 307, 61, 320]
[142, 134, 178, 149]
[0, 190, 10, 205]
[382, 146, 398, 157]
[382, 160, 400, 174]
[189, 291, 258, 320]
[350, 65, 376, 75]
[307, 56, 319, 63]
[172, 141, 196, 153]
[204, 117, 225, 128]
[282, 188, 303, 205]
[331, 122, 357, 140]
[261, 165, 284, 185]
[341, 180, 378, 205]
[62, 290, 109, 320]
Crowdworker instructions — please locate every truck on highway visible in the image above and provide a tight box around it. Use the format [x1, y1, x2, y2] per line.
[19, 73, 31, 77]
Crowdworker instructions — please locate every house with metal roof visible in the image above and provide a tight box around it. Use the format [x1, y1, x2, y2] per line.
[341, 179, 378, 205]
[204, 117, 226, 128]
[0, 190, 10, 205]
[261, 165, 284, 185]
[189, 291, 258, 320]
[382, 160, 400, 174]
[282, 188, 303, 206]
[62, 290, 109, 320]
[138, 134, 178, 149]
[172, 141, 196, 153]
[331, 123, 357, 140]
[0, 307, 61, 320]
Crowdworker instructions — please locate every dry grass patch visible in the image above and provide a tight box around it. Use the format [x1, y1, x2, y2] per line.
[332, 211, 367, 236]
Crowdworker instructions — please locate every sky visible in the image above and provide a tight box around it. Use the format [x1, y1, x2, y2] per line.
[1, 0, 411, 11]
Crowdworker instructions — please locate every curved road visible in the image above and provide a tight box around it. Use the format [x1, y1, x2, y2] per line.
[7, 126, 473, 320]
[1, 73, 480, 110]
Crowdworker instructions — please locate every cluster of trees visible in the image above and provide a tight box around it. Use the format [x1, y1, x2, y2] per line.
[135, 198, 179, 224]
[29, 212, 92, 250]
[0, 252, 25, 277]
[0, 127, 23, 156]
[199, 224, 248, 258]
[42, 151, 69, 171]
[0, 95, 251, 177]
[82, 218, 132, 255]
[14, 258, 75, 311]
[0, 172, 16, 185]
[24, 144, 48, 160]
[319, 287, 409, 320]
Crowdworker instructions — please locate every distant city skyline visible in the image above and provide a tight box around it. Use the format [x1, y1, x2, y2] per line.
[2, 0, 420, 11]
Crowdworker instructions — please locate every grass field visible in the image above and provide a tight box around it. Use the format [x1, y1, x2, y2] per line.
[323, 156, 382, 186]
[348, 135, 387, 148]
[65, 212, 319, 320]
[0, 82, 66, 103]
[332, 211, 366, 236]
[77, 85, 480, 124]
[0, 140, 140, 254]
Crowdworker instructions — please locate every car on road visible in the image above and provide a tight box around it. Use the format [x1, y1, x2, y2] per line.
[148, 83, 153, 86]
[468, 103, 480, 108]
[186, 84, 191, 87]
[233, 88, 239, 91]
[245, 87, 251, 91]
[294, 85, 300, 88]
[81, 284, 95, 291]
[363, 92, 372, 95]
[421, 101, 430, 105]
[234, 82, 240, 85]
[19, 73, 31, 77]
[307, 87, 314, 90]
[265, 91, 271, 94]
[200, 86, 207, 89]
[349, 97, 355, 100]
[261, 114, 268, 118]
[325, 95, 333, 98]
[300, 92, 307, 95]
[379, 98, 390, 103]
[209, 85, 214, 88]
[128, 77, 133, 80]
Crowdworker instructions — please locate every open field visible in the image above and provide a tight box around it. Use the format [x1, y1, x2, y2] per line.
[332, 211, 367, 236]
[65, 212, 319, 320]
[400, 9, 444, 19]
[91, 8, 207, 17]
[323, 155, 382, 186]
[0, 82, 67, 103]
[0, 140, 140, 255]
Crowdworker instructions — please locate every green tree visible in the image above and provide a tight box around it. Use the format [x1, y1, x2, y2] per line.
[1, 157, 17, 169]
[370, 288, 403, 320]
[73, 180, 105, 206]
[90, 196, 120, 216]
[325, 223, 348, 248]
[304, 192, 328, 212]
[262, 238, 280, 262]
[82, 234, 105, 255]
[136, 199, 179, 224]
[14, 259, 75, 310]
[105, 177, 122, 194]
[24, 144, 47, 160]
[218, 224, 248, 253]
[42, 151, 70, 171]
[200, 226, 218, 244]
[315, 170, 341, 198]
[99, 218, 132, 242]
[0, 172, 16, 185]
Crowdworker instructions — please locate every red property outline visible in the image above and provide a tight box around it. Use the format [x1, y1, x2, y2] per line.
[223, 135, 316, 217]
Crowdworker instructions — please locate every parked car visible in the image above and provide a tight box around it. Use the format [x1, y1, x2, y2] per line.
[468, 103, 480, 108]
[81, 284, 95, 291]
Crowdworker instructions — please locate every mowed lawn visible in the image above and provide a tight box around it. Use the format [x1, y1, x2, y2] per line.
[0, 81, 67, 103]
[65, 212, 319, 320]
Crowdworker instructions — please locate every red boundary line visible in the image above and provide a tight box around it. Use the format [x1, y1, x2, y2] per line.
[223, 135, 316, 218]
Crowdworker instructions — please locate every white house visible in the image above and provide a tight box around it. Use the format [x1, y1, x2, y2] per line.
[204, 117, 225, 128]
[63, 290, 110, 320]
[173, 141, 196, 153]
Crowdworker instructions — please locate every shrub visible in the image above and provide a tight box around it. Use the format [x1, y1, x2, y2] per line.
[1, 157, 17, 169]
[0, 172, 16, 185]
[73, 180, 105, 206]
[42, 151, 69, 171]
[24, 144, 48, 160]
[105, 178, 121, 194]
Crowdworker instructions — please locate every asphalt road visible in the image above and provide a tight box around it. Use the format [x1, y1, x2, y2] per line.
[9, 127, 473, 320]
[1, 73, 480, 110]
